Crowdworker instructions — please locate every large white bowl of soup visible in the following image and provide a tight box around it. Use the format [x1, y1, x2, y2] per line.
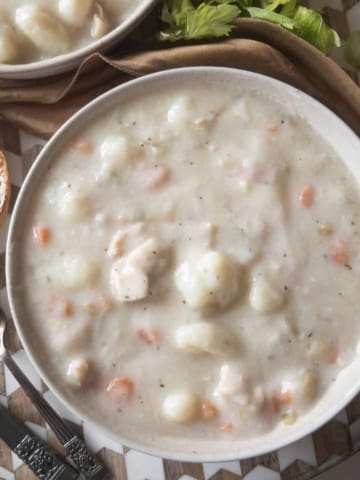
[6, 67, 360, 462]
[0, 0, 157, 79]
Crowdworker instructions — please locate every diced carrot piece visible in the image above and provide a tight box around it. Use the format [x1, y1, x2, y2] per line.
[33, 226, 51, 246]
[329, 241, 349, 265]
[299, 186, 314, 208]
[60, 301, 73, 317]
[106, 376, 134, 397]
[217, 422, 233, 432]
[201, 400, 218, 420]
[266, 124, 278, 133]
[137, 328, 159, 345]
[272, 390, 293, 413]
[139, 164, 170, 192]
[71, 140, 93, 155]
[324, 343, 339, 364]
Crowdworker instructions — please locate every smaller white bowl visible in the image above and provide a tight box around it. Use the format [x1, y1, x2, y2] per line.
[0, 0, 157, 79]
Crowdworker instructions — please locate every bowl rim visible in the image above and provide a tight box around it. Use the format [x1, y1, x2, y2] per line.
[0, 0, 157, 79]
[6, 66, 360, 462]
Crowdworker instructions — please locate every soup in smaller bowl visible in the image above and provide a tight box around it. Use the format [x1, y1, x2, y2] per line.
[0, 0, 156, 78]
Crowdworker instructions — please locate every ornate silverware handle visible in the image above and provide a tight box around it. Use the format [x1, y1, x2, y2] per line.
[65, 436, 109, 480]
[14, 434, 79, 480]
[0, 401, 78, 480]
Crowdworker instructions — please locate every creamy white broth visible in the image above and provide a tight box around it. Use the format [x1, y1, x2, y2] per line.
[20, 83, 360, 442]
[0, 0, 141, 65]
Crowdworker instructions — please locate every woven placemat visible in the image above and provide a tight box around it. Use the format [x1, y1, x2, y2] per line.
[0, 3, 360, 478]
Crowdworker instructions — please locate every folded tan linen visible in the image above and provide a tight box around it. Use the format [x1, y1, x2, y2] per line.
[0, 18, 359, 138]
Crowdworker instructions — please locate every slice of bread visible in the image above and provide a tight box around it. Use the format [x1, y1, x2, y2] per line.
[0, 150, 11, 226]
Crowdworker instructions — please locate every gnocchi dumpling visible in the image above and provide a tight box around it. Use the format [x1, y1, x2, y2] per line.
[249, 274, 285, 314]
[110, 258, 148, 302]
[15, 6, 71, 56]
[58, 0, 94, 28]
[56, 254, 99, 289]
[66, 358, 90, 387]
[97, 135, 129, 181]
[59, 190, 91, 222]
[0, 26, 19, 64]
[162, 392, 200, 423]
[175, 322, 219, 353]
[175, 251, 240, 309]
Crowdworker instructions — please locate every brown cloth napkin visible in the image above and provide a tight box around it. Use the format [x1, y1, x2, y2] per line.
[0, 18, 359, 139]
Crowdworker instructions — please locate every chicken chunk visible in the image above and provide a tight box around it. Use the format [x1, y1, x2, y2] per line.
[66, 358, 90, 387]
[110, 258, 148, 303]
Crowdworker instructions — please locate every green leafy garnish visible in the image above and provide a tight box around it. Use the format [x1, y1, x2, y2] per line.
[292, 7, 341, 53]
[245, 7, 296, 30]
[159, 0, 240, 41]
[158, 0, 341, 54]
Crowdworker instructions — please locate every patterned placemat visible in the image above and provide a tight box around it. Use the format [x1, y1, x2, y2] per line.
[0, 3, 360, 478]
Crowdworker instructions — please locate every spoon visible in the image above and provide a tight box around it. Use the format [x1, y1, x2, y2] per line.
[0, 307, 110, 480]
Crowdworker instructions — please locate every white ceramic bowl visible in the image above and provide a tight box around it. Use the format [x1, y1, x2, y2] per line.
[0, 0, 157, 79]
[6, 67, 360, 462]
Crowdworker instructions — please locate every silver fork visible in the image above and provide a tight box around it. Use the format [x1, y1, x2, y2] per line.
[0, 307, 110, 480]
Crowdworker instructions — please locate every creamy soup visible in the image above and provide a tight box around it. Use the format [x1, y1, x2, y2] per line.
[19, 80, 360, 445]
[0, 0, 142, 65]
